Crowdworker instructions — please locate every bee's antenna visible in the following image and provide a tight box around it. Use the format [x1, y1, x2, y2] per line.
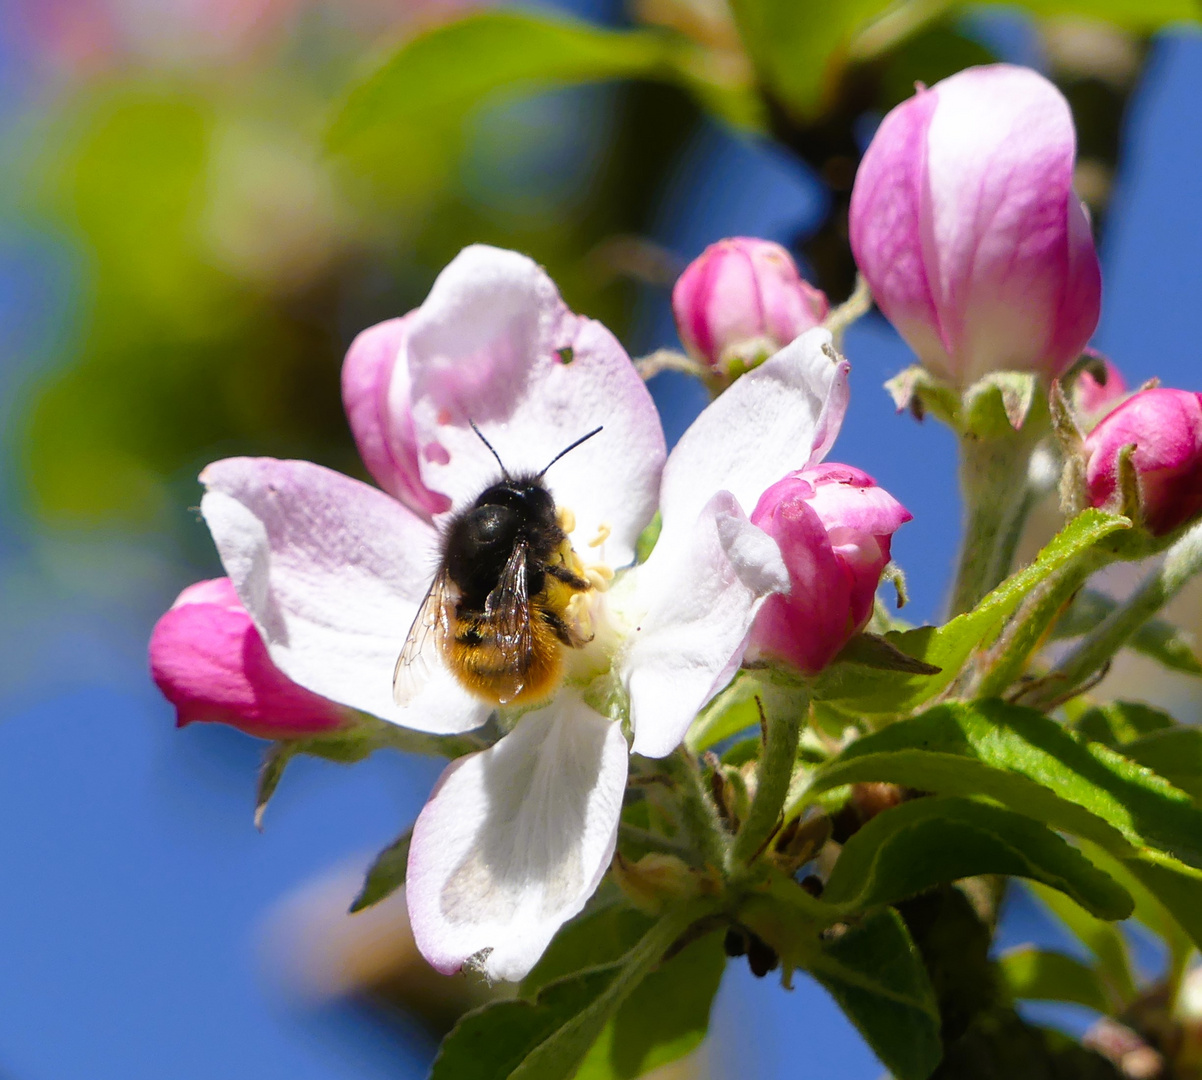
[538, 426, 603, 477]
[469, 420, 510, 479]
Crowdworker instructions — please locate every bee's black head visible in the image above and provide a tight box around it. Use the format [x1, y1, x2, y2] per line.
[443, 477, 559, 603]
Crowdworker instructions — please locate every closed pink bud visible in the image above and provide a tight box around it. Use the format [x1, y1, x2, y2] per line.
[1083, 388, 1202, 536]
[749, 464, 912, 674]
[149, 578, 350, 738]
[1072, 353, 1128, 427]
[341, 315, 450, 519]
[672, 238, 829, 372]
[849, 64, 1101, 387]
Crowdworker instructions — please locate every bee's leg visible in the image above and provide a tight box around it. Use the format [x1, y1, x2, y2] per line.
[546, 563, 591, 593]
[542, 606, 594, 648]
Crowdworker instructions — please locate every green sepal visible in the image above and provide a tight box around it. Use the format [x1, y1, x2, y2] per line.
[962, 371, 1042, 436]
[349, 829, 412, 913]
[833, 632, 942, 675]
[884, 364, 960, 427]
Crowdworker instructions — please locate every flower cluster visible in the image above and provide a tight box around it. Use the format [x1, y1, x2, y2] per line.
[149, 62, 1202, 1007]
[151, 243, 906, 979]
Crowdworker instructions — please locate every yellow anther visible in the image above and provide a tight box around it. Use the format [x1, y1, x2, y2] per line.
[557, 506, 577, 534]
[588, 523, 612, 548]
[585, 565, 614, 592]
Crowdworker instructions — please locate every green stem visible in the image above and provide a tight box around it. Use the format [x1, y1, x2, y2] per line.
[662, 747, 728, 872]
[731, 685, 807, 868]
[1024, 519, 1202, 710]
[948, 432, 1039, 617]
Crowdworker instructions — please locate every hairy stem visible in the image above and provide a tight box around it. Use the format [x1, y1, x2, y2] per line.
[731, 686, 807, 868]
[948, 432, 1039, 617]
[1023, 518, 1202, 710]
[663, 747, 728, 872]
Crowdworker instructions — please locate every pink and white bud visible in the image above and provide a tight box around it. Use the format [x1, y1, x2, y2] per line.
[150, 578, 350, 738]
[849, 64, 1101, 387]
[1083, 388, 1202, 536]
[748, 464, 912, 674]
[341, 315, 450, 519]
[672, 238, 829, 374]
[1072, 353, 1128, 428]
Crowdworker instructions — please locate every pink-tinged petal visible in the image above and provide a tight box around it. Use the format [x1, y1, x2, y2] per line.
[406, 245, 665, 568]
[199, 457, 490, 734]
[923, 66, 1099, 383]
[1072, 353, 1128, 427]
[850, 65, 1101, 385]
[748, 464, 911, 673]
[672, 238, 829, 370]
[623, 491, 789, 759]
[150, 577, 350, 738]
[655, 328, 849, 566]
[341, 314, 450, 518]
[1084, 388, 1202, 536]
[406, 694, 628, 981]
[849, 88, 946, 370]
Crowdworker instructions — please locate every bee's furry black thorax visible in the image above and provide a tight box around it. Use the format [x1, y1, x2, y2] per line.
[442, 475, 562, 611]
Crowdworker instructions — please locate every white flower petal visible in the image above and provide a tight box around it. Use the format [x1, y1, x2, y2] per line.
[200, 457, 490, 734]
[407, 693, 628, 980]
[623, 492, 789, 759]
[406, 245, 665, 567]
[655, 327, 850, 566]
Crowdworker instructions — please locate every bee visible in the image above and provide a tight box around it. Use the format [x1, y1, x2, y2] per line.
[393, 424, 603, 708]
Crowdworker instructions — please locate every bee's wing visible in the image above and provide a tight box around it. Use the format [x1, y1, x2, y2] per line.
[393, 571, 453, 706]
[486, 542, 534, 702]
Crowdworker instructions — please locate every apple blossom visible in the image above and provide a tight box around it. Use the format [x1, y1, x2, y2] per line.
[849, 64, 1101, 387]
[747, 464, 911, 674]
[193, 244, 851, 981]
[1083, 387, 1202, 536]
[149, 577, 350, 737]
[672, 237, 829, 375]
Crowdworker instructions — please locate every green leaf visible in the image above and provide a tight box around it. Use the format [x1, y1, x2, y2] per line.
[822, 796, 1133, 920]
[349, 829, 412, 913]
[998, 947, 1112, 1014]
[1023, 881, 1135, 1006]
[432, 967, 619, 1080]
[522, 903, 654, 999]
[436, 902, 715, 1080]
[328, 12, 673, 153]
[1009, 0, 1199, 31]
[1053, 590, 1202, 675]
[803, 700, 1202, 872]
[1121, 729, 1202, 803]
[575, 931, 725, 1080]
[1119, 852, 1202, 955]
[1074, 700, 1176, 748]
[727, 0, 897, 119]
[812, 510, 1130, 717]
[808, 909, 942, 1080]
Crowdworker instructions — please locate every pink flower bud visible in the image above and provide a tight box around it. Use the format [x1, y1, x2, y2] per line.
[849, 64, 1101, 387]
[1083, 388, 1202, 536]
[149, 578, 350, 738]
[1072, 353, 1128, 427]
[748, 464, 912, 674]
[341, 315, 450, 519]
[672, 238, 829, 372]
